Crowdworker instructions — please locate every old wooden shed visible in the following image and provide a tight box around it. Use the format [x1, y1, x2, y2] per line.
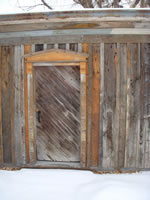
[0, 9, 150, 171]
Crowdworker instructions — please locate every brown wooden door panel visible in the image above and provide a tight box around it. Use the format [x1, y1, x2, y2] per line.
[34, 66, 80, 162]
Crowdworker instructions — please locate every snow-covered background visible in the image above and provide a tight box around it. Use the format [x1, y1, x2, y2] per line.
[0, 169, 150, 200]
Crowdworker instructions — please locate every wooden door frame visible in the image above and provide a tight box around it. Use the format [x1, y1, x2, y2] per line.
[24, 48, 88, 167]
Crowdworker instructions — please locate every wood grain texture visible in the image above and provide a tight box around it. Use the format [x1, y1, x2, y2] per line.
[143, 43, 150, 168]
[125, 43, 141, 168]
[102, 43, 116, 169]
[80, 62, 87, 167]
[24, 49, 88, 63]
[87, 43, 93, 167]
[0, 47, 3, 164]
[28, 73, 36, 163]
[24, 45, 31, 163]
[35, 66, 80, 162]
[91, 44, 100, 167]
[82, 43, 89, 167]
[99, 43, 104, 168]
[1, 46, 15, 164]
[14, 46, 26, 165]
[1, 35, 150, 46]
[118, 43, 127, 168]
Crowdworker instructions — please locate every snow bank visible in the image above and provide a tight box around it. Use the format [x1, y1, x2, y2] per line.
[0, 169, 150, 200]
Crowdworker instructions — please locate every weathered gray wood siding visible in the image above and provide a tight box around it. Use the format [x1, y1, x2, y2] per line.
[0, 42, 150, 170]
[99, 42, 150, 169]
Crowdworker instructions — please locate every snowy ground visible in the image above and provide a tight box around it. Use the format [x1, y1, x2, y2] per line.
[0, 169, 150, 200]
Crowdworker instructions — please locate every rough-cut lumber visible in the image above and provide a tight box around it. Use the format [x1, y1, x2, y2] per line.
[1, 46, 15, 164]
[118, 43, 127, 168]
[91, 44, 100, 167]
[80, 62, 87, 167]
[143, 43, 150, 168]
[125, 43, 141, 168]
[35, 66, 80, 162]
[24, 45, 31, 163]
[14, 46, 26, 165]
[99, 43, 104, 168]
[1, 35, 150, 46]
[102, 43, 116, 169]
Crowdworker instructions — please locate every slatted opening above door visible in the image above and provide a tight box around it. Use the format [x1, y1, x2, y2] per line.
[34, 65, 80, 162]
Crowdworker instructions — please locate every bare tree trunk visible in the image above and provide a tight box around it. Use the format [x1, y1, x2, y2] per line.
[113, 0, 119, 7]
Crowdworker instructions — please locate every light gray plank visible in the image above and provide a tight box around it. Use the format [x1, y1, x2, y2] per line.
[14, 45, 26, 165]
[0, 29, 150, 41]
[118, 43, 127, 168]
[125, 43, 141, 168]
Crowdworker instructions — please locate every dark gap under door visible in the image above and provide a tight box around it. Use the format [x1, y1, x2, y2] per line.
[34, 66, 80, 162]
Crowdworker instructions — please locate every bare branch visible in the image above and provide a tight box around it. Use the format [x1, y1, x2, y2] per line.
[41, 0, 52, 9]
[130, 0, 140, 7]
[95, 0, 102, 7]
[73, 0, 94, 8]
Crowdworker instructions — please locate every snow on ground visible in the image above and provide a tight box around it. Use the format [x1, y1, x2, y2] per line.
[0, 169, 150, 200]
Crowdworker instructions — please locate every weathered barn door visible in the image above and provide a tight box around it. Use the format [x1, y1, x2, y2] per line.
[34, 66, 80, 162]
[24, 48, 88, 167]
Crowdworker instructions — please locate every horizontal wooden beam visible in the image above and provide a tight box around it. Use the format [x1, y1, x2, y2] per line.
[0, 29, 150, 41]
[0, 9, 150, 22]
[0, 35, 150, 46]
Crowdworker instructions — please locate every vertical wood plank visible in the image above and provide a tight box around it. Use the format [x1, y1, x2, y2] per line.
[0, 47, 3, 164]
[143, 43, 150, 168]
[118, 43, 127, 168]
[54, 44, 58, 49]
[24, 45, 31, 163]
[43, 44, 47, 50]
[80, 62, 87, 167]
[78, 43, 82, 53]
[28, 72, 36, 163]
[87, 43, 93, 167]
[82, 43, 88, 167]
[91, 44, 100, 167]
[125, 43, 141, 168]
[66, 43, 70, 50]
[137, 43, 146, 168]
[1, 46, 15, 164]
[31, 44, 35, 53]
[113, 43, 120, 169]
[102, 43, 116, 169]
[14, 45, 26, 165]
[99, 43, 104, 168]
